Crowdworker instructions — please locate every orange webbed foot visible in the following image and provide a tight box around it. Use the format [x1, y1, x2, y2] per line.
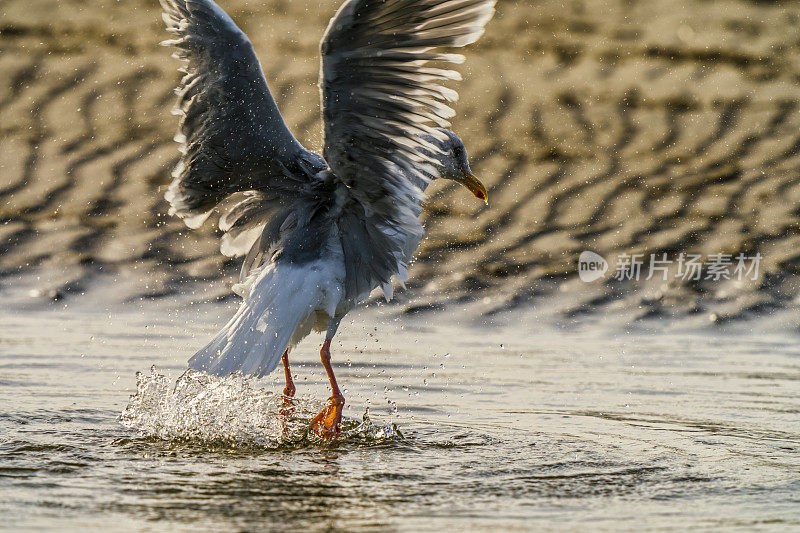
[309, 394, 344, 439]
[279, 383, 296, 418]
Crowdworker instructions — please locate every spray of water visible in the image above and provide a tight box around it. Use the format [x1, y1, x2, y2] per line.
[119, 366, 403, 448]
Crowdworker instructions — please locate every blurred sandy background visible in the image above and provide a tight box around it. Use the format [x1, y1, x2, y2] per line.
[3, 0, 800, 325]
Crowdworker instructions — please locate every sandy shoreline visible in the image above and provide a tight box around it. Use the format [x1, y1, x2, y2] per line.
[3, 0, 800, 326]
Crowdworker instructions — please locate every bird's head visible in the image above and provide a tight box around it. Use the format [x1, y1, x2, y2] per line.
[425, 128, 488, 205]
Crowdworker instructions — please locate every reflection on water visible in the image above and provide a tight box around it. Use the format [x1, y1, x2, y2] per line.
[1, 306, 799, 530]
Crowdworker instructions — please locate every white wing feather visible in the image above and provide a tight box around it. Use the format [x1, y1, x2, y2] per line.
[320, 0, 496, 209]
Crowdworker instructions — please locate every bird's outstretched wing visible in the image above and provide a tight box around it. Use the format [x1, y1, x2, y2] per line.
[160, 0, 314, 230]
[319, 0, 495, 210]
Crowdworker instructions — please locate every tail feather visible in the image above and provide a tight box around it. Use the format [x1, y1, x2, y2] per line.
[189, 262, 326, 377]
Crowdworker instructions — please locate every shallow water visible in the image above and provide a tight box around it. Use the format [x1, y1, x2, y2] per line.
[1, 305, 799, 531]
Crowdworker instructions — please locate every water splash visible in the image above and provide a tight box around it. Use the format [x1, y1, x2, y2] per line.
[119, 366, 403, 448]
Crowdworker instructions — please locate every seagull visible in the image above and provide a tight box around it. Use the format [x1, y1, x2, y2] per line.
[159, 0, 494, 437]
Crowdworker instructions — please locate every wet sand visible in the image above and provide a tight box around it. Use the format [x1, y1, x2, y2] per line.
[3, 0, 800, 326]
[3, 3, 800, 530]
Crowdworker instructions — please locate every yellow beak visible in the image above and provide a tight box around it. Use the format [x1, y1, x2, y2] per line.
[461, 170, 488, 205]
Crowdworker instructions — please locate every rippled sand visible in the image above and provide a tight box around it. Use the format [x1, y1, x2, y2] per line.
[1, 306, 799, 530]
[4, 0, 800, 325]
[3, 2, 800, 529]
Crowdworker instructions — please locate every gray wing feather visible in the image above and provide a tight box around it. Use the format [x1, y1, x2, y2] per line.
[319, 0, 495, 208]
[160, 0, 308, 229]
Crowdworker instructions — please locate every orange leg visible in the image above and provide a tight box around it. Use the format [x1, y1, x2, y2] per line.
[280, 350, 295, 417]
[309, 338, 344, 438]
[282, 350, 295, 398]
